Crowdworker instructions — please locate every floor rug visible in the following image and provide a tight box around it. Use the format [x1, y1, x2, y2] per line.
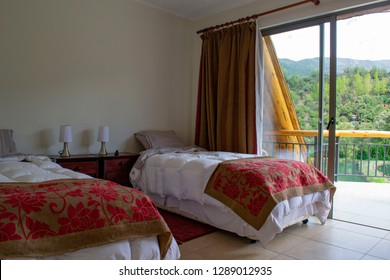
[159, 209, 218, 244]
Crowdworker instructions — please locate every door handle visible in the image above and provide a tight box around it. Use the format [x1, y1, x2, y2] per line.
[326, 117, 335, 130]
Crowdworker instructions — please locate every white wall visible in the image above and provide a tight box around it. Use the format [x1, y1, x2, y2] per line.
[0, 0, 193, 155]
[189, 0, 388, 139]
[1, 0, 386, 155]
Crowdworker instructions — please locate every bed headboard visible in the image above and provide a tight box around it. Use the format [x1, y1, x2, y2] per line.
[0, 129, 17, 154]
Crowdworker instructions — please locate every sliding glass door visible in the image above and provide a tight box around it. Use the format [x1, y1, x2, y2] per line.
[264, 21, 335, 181]
[331, 11, 390, 230]
[262, 3, 390, 229]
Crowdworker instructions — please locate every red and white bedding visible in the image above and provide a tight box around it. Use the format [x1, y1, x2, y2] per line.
[130, 148, 336, 246]
[0, 155, 180, 260]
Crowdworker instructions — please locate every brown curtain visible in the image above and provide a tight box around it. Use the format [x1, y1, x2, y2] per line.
[195, 22, 257, 153]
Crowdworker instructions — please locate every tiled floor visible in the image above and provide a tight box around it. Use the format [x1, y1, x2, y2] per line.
[179, 217, 390, 260]
[179, 181, 390, 260]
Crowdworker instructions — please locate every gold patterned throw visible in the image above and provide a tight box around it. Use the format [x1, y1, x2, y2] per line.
[205, 157, 336, 230]
[0, 178, 172, 259]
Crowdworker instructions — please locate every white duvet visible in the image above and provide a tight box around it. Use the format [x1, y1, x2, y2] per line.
[0, 155, 91, 182]
[0, 154, 180, 260]
[130, 148, 333, 246]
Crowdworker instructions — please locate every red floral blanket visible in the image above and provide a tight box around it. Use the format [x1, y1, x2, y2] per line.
[204, 157, 336, 230]
[0, 178, 172, 259]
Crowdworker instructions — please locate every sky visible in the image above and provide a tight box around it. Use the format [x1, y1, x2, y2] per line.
[271, 12, 390, 61]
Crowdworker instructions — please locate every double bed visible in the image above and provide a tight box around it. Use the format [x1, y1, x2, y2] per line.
[0, 129, 180, 260]
[130, 130, 336, 246]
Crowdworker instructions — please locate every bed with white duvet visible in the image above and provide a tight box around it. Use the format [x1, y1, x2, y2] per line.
[130, 147, 336, 246]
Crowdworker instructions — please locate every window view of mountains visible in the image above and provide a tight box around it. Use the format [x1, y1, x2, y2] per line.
[280, 58, 390, 77]
[279, 58, 390, 133]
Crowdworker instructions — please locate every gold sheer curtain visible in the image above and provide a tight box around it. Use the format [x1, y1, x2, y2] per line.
[195, 22, 257, 153]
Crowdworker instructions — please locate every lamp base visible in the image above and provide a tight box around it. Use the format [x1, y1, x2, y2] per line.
[99, 142, 108, 156]
[60, 142, 71, 157]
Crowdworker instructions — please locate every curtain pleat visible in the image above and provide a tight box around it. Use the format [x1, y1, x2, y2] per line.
[195, 22, 258, 154]
[255, 25, 265, 155]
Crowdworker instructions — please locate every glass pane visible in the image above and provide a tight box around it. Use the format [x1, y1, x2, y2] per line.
[333, 12, 390, 230]
[269, 26, 327, 170]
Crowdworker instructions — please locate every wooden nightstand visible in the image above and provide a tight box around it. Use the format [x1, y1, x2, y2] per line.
[100, 153, 139, 187]
[50, 154, 99, 178]
[50, 153, 139, 187]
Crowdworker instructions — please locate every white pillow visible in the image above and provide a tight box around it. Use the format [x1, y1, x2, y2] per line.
[0, 129, 17, 155]
[134, 130, 186, 149]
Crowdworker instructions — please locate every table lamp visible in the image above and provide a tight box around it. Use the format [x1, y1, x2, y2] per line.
[98, 126, 109, 156]
[59, 125, 72, 157]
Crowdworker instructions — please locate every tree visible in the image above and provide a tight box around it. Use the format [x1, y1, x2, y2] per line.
[374, 109, 390, 131]
[285, 65, 389, 132]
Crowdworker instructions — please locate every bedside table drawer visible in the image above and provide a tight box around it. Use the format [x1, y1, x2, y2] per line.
[103, 158, 133, 187]
[102, 154, 139, 187]
[60, 161, 98, 177]
[104, 158, 133, 172]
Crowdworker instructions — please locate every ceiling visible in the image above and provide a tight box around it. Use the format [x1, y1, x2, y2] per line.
[133, 0, 261, 20]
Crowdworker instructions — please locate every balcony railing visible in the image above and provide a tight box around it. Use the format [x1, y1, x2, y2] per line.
[263, 130, 390, 183]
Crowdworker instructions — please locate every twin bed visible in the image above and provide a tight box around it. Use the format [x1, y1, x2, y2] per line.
[0, 130, 180, 260]
[130, 130, 336, 246]
[1, 129, 336, 259]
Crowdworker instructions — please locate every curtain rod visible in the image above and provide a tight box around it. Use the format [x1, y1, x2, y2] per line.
[196, 0, 320, 34]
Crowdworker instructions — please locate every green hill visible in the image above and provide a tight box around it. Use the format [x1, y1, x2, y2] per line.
[280, 58, 390, 77]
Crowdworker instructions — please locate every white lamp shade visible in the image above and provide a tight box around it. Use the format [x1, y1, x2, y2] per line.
[59, 125, 72, 142]
[98, 126, 109, 142]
